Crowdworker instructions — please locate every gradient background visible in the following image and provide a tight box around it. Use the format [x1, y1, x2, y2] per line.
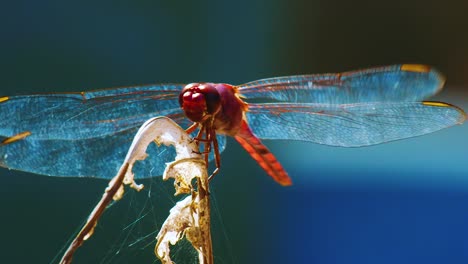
[1, 1, 468, 263]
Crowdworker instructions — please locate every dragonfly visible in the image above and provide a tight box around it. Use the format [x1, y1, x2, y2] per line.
[0, 64, 465, 186]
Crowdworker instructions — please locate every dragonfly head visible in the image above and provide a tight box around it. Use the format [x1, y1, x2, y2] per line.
[179, 83, 222, 123]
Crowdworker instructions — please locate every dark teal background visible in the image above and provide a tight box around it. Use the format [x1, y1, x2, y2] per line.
[1, 1, 468, 263]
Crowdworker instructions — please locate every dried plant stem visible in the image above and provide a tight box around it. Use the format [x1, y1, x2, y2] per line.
[59, 117, 213, 264]
[59, 162, 130, 264]
[155, 157, 213, 263]
[195, 177, 213, 264]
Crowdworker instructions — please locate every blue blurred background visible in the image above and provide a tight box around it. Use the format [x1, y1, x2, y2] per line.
[1, 1, 468, 263]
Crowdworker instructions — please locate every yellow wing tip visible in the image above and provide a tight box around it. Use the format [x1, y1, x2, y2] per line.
[1, 131, 32, 145]
[400, 64, 446, 92]
[400, 64, 432, 73]
[0, 96, 9, 103]
[422, 101, 467, 124]
[422, 101, 450, 107]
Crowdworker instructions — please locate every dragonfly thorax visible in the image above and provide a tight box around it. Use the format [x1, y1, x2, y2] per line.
[179, 83, 222, 123]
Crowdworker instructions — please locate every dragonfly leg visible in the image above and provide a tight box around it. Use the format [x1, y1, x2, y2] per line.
[188, 125, 212, 156]
[185, 122, 199, 134]
[188, 126, 206, 155]
[186, 122, 211, 146]
[203, 125, 210, 170]
[207, 127, 221, 182]
[208, 167, 219, 181]
[188, 118, 220, 180]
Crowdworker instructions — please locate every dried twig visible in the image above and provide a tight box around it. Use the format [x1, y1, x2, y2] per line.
[59, 116, 212, 264]
[155, 156, 213, 264]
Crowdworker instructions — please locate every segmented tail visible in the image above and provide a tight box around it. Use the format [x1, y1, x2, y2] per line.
[234, 120, 292, 186]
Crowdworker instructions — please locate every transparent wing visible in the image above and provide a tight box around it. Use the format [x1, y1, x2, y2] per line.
[0, 112, 227, 179]
[0, 84, 184, 140]
[239, 65, 445, 104]
[246, 102, 466, 147]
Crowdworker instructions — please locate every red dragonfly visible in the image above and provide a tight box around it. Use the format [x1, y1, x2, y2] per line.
[0, 64, 465, 185]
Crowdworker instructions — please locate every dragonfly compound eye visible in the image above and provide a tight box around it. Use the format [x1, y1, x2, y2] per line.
[179, 83, 221, 122]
